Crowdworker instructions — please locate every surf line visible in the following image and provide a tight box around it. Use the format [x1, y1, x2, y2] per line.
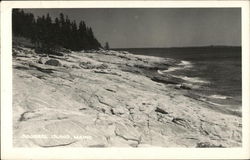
[158, 60, 193, 74]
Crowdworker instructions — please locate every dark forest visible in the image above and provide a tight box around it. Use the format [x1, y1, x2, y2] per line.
[12, 9, 102, 51]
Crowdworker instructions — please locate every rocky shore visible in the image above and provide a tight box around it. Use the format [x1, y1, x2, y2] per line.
[12, 44, 242, 147]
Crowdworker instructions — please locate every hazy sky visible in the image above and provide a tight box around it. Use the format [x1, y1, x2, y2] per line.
[24, 8, 241, 48]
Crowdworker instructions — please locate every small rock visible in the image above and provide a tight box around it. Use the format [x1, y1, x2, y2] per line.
[45, 59, 62, 66]
[180, 84, 191, 90]
[97, 64, 108, 69]
[79, 61, 93, 69]
[110, 107, 126, 115]
[38, 57, 50, 64]
[72, 65, 80, 69]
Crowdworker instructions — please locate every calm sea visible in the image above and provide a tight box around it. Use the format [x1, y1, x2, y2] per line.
[116, 47, 242, 111]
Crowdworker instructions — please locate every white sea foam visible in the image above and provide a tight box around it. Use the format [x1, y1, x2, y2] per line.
[180, 60, 192, 66]
[209, 95, 231, 100]
[157, 70, 164, 74]
[179, 60, 193, 68]
[158, 60, 193, 73]
[161, 67, 180, 73]
[199, 97, 229, 106]
[173, 75, 209, 84]
[204, 100, 228, 107]
[181, 76, 209, 84]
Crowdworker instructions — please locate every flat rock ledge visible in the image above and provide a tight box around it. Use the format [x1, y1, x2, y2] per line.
[12, 46, 242, 147]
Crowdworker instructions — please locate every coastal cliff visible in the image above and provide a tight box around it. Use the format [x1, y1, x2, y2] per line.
[12, 44, 242, 147]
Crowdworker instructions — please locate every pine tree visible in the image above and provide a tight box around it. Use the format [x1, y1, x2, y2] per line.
[53, 17, 61, 46]
[70, 21, 78, 50]
[104, 42, 110, 50]
[78, 20, 89, 50]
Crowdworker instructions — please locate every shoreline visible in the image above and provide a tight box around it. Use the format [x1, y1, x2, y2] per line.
[12, 44, 242, 147]
[124, 48, 242, 112]
[117, 51, 242, 115]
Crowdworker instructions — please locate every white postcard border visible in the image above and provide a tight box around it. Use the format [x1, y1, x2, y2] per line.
[1, 1, 249, 159]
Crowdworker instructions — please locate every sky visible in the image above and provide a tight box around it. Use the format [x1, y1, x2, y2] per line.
[24, 8, 241, 48]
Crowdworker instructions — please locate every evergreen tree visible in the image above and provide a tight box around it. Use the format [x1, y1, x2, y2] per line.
[70, 21, 78, 50]
[53, 17, 61, 46]
[104, 42, 110, 50]
[78, 21, 89, 50]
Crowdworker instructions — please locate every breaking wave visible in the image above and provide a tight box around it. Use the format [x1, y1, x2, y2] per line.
[160, 60, 193, 73]
[208, 95, 232, 100]
[179, 60, 192, 67]
[173, 75, 210, 84]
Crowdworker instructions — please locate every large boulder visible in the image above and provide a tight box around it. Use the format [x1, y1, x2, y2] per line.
[45, 59, 62, 66]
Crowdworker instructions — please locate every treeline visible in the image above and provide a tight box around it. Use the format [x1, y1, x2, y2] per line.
[12, 9, 101, 51]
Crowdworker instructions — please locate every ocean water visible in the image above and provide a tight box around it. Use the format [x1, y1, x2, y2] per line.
[118, 47, 242, 111]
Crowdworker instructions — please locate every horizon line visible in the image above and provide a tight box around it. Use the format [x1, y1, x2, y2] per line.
[112, 45, 242, 49]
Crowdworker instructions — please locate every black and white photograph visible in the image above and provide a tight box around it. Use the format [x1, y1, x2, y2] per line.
[1, 0, 250, 159]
